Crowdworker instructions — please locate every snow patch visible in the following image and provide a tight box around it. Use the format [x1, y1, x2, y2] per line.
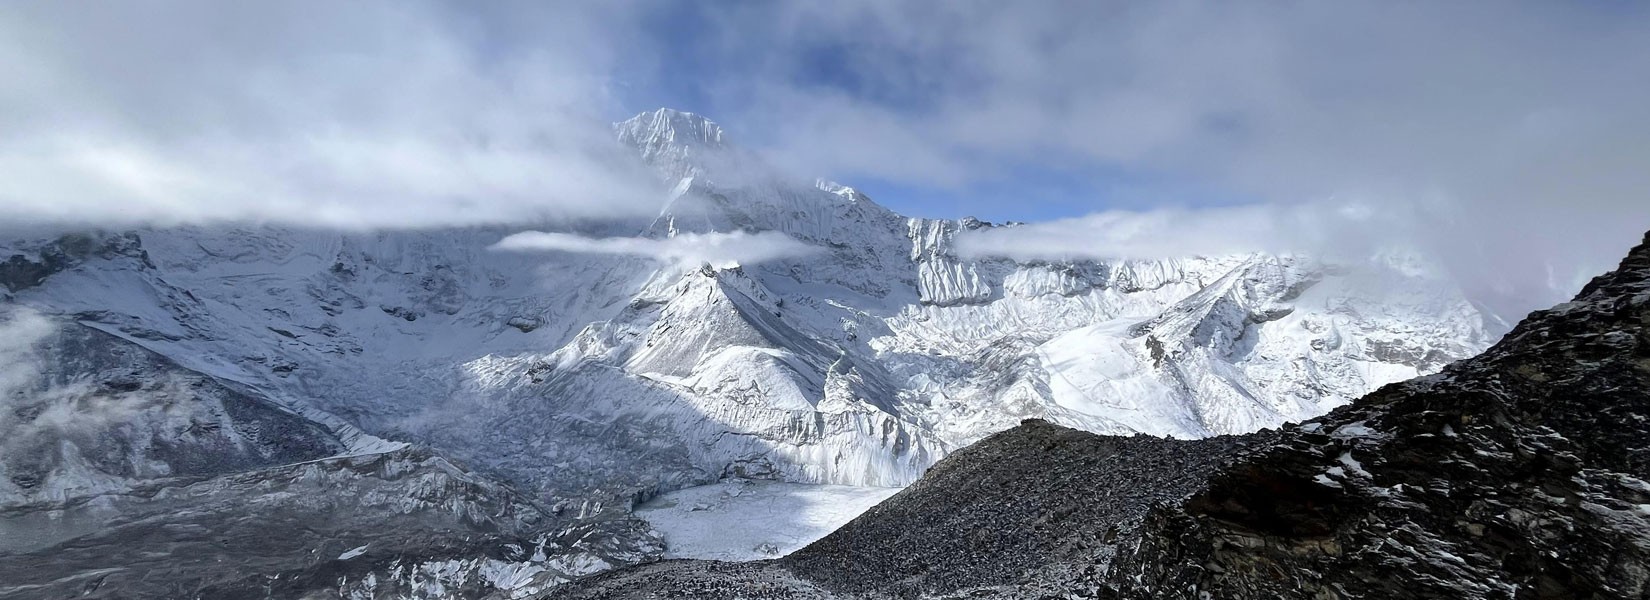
[634, 481, 899, 561]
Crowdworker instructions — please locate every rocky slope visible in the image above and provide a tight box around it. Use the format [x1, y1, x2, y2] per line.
[0, 443, 661, 600]
[0, 309, 663, 600]
[0, 310, 343, 506]
[0, 109, 1497, 598]
[548, 231, 1650, 598]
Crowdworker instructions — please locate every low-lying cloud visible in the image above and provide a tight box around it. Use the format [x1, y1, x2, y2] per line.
[0, 308, 54, 400]
[951, 197, 1600, 319]
[491, 231, 817, 267]
[955, 202, 1404, 263]
[0, 308, 156, 451]
[0, 307, 217, 501]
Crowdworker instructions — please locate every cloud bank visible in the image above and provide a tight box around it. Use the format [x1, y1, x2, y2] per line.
[0, 1, 662, 228]
[646, 1, 1650, 313]
[491, 231, 817, 267]
[3, 1, 1645, 315]
[955, 202, 1404, 263]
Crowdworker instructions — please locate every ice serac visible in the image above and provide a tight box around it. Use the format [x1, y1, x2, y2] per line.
[908, 218, 995, 306]
[0, 108, 1497, 597]
[547, 231, 1650, 600]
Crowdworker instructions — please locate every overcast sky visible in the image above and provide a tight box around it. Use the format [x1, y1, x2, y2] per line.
[2, 1, 1648, 312]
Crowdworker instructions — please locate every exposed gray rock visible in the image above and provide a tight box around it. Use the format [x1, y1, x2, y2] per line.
[0, 233, 148, 294]
[0, 446, 659, 600]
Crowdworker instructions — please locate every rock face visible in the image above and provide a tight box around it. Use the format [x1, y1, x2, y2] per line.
[0, 445, 661, 600]
[548, 231, 1650, 599]
[0, 109, 1497, 598]
[0, 310, 662, 600]
[0, 233, 149, 293]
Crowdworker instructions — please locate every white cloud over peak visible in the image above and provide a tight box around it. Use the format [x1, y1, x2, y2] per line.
[664, 1, 1650, 312]
[954, 202, 1399, 263]
[0, 1, 662, 228]
[491, 231, 817, 267]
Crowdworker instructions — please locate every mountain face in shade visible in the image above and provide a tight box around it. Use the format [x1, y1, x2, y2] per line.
[548, 231, 1650, 599]
[0, 312, 344, 506]
[0, 109, 1497, 598]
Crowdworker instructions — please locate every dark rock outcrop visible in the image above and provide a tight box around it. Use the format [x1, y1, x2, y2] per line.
[0, 233, 149, 294]
[548, 232, 1650, 598]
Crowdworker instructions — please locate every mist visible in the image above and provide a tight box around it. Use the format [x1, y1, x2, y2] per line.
[0, 1, 665, 228]
[0, 309, 170, 460]
[3, 1, 1646, 316]
[650, 1, 1650, 315]
[492, 231, 818, 267]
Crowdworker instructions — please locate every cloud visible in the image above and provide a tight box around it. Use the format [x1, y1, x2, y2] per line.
[491, 231, 817, 267]
[955, 202, 1403, 263]
[4, 1, 1645, 316]
[0, 1, 664, 228]
[0, 308, 155, 452]
[0, 308, 54, 400]
[949, 196, 1589, 320]
[0, 307, 214, 499]
[650, 1, 1650, 314]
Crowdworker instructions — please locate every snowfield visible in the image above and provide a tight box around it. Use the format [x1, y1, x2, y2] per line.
[636, 481, 900, 561]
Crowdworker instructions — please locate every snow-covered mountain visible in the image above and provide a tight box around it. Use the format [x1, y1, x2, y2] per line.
[0, 108, 1496, 598]
[551, 230, 1650, 600]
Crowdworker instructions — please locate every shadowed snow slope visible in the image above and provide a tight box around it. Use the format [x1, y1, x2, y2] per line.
[0, 109, 1495, 598]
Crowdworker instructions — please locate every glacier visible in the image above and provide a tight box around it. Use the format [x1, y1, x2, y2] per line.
[0, 108, 1497, 598]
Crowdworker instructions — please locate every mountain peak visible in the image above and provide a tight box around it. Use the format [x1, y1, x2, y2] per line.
[614, 108, 730, 181]
[615, 108, 726, 152]
[815, 179, 870, 203]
